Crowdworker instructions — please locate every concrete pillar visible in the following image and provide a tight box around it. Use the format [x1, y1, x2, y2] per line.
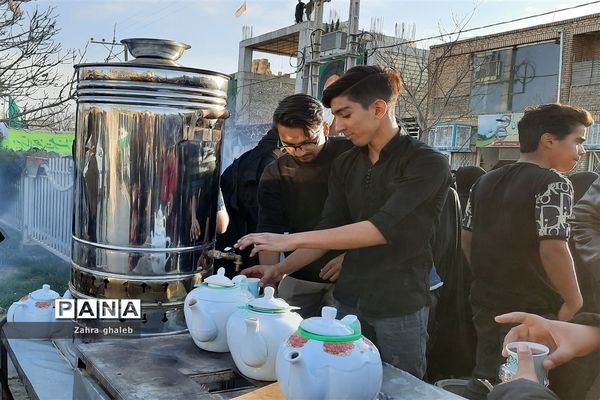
[235, 45, 254, 124]
[309, 0, 325, 96]
[346, 0, 361, 70]
[296, 27, 311, 93]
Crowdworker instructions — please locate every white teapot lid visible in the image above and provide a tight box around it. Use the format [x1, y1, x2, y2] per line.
[203, 267, 235, 287]
[248, 286, 292, 311]
[299, 306, 356, 337]
[29, 284, 60, 301]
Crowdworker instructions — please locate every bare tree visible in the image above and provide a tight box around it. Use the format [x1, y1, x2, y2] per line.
[0, 2, 84, 129]
[367, 12, 477, 140]
[35, 105, 76, 131]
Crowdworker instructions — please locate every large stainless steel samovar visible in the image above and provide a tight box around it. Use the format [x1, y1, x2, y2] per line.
[70, 38, 229, 334]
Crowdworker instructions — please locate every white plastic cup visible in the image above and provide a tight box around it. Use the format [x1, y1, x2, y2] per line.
[246, 278, 260, 298]
[505, 341, 550, 385]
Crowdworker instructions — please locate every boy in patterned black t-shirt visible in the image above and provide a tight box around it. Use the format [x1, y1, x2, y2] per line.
[461, 104, 594, 399]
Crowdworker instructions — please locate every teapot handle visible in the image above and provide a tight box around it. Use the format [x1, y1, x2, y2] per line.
[7, 301, 27, 323]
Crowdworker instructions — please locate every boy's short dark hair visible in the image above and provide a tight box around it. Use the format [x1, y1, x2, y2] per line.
[272, 94, 323, 138]
[321, 65, 402, 111]
[518, 103, 594, 153]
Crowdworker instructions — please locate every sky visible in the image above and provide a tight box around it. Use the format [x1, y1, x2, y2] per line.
[17, 0, 600, 80]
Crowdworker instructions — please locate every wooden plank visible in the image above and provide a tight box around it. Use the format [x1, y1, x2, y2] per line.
[232, 383, 284, 400]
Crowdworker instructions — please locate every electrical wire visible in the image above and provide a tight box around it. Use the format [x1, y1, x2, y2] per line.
[368, 0, 600, 52]
[236, 1, 599, 92]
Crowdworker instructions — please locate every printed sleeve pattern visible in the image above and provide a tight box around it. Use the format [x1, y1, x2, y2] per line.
[535, 178, 573, 239]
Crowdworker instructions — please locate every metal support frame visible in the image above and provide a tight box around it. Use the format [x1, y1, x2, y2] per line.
[1, 318, 14, 400]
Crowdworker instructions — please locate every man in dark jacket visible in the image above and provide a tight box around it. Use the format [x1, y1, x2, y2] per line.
[217, 129, 280, 274]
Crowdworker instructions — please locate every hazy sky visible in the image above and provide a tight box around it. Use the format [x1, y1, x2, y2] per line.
[3, 1, 597, 141]
[17, 1, 600, 79]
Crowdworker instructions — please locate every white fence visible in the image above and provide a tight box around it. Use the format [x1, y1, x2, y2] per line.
[9, 157, 75, 262]
[2, 173, 24, 232]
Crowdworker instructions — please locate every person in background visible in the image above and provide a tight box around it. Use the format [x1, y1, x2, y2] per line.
[569, 171, 599, 204]
[257, 94, 352, 318]
[216, 129, 281, 276]
[454, 166, 485, 214]
[304, 0, 314, 21]
[238, 65, 452, 378]
[294, 0, 305, 23]
[426, 186, 478, 382]
[488, 312, 600, 400]
[571, 175, 600, 314]
[462, 103, 593, 400]
[322, 74, 341, 135]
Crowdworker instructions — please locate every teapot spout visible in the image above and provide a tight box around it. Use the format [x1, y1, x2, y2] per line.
[186, 298, 217, 342]
[240, 318, 268, 367]
[282, 350, 325, 398]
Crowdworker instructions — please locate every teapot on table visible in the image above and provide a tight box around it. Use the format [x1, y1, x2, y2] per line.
[276, 306, 383, 400]
[227, 286, 302, 381]
[184, 267, 253, 352]
[7, 284, 61, 338]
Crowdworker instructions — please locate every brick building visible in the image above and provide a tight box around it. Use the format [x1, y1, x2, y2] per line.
[427, 13, 600, 172]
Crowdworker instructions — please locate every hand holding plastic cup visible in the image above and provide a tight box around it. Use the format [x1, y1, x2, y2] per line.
[500, 341, 550, 386]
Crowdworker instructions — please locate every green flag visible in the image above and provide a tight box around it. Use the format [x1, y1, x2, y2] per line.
[8, 96, 22, 129]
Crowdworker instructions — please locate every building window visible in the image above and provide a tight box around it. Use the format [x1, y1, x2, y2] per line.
[588, 151, 600, 174]
[428, 124, 474, 152]
[470, 41, 560, 114]
[450, 152, 478, 170]
[585, 122, 600, 150]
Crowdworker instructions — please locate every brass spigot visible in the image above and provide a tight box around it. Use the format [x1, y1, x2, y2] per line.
[206, 249, 244, 272]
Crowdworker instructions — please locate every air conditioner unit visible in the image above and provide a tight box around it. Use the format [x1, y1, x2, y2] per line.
[321, 31, 348, 52]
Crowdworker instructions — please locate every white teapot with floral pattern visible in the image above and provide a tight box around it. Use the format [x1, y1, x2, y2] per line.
[276, 306, 383, 400]
[7, 284, 60, 338]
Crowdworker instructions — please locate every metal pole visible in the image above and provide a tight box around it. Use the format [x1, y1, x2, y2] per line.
[345, 0, 360, 70]
[557, 30, 564, 103]
[309, 0, 325, 96]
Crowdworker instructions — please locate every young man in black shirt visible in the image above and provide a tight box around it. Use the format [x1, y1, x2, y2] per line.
[257, 94, 352, 318]
[237, 65, 452, 378]
[461, 103, 593, 399]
